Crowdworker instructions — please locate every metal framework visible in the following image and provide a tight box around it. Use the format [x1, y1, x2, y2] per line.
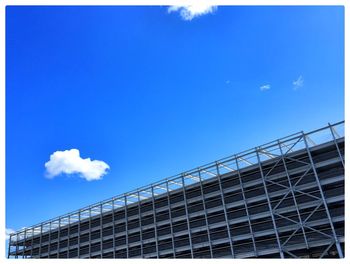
[8, 121, 345, 258]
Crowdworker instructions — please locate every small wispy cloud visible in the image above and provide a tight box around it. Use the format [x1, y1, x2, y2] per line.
[293, 75, 304, 90]
[6, 228, 15, 240]
[45, 149, 110, 181]
[260, 84, 271, 91]
[168, 5, 217, 21]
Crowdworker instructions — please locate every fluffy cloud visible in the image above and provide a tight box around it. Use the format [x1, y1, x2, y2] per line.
[260, 84, 271, 91]
[168, 5, 217, 21]
[6, 228, 15, 240]
[293, 75, 304, 90]
[45, 149, 110, 181]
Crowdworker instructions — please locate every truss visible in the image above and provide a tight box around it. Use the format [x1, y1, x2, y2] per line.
[8, 121, 344, 259]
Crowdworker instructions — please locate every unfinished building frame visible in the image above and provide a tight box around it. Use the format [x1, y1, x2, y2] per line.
[8, 121, 344, 258]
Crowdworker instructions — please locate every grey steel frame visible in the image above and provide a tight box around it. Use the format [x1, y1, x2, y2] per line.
[8, 121, 345, 259]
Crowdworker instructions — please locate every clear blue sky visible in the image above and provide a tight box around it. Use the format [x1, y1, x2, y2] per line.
[6, 6, 344, 236]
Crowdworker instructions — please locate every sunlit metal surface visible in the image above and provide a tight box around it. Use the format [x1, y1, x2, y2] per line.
[8, 121, 344, 258]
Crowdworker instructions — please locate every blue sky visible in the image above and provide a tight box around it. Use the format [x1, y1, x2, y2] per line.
[6, 5, 344, 239]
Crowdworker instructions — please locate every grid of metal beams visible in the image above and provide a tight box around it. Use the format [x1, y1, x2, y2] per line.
[8, 121, 344, 258]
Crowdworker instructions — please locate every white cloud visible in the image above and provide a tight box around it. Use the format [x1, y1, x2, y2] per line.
[6, 228, 15, 240]
[260, 84, 271, 91]
[293, 75, 304, 90]
[45, 149, 110, 181]
[168, 5, 217, 21]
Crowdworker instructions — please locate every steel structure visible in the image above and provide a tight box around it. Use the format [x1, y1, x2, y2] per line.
[8, 121, 344, 258]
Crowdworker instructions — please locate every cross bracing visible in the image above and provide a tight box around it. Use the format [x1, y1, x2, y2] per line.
[8, 121, 344, 258]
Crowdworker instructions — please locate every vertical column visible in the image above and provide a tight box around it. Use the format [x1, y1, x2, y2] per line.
[67, 216, 71, 258]
[165, 181, 175, 258]
[151, 186, 159, 258]
[78, 212, 81, 258]
[30, 228, 34, 258]
[277, 140, 309, 249]
[198, 170, 213, 258]
[8, 234, 12, 258]
[15, 233, 19, 258]
[235, 156, 257, 257]
[181, 175, 194, 258]
[328, 123, 344, 168]
[22, 230, 26, 258]
[302, 133, 343, 258]
[100, 204, 103, 258]
[256, 149, 284, 258]
[38, 224, 43, 257]
[137, 191, 144, 258]
[88, 208, 92, 258]
[112, 202, 116, 259]
[124, 196, 129, 258]
[112, 200, 116, 259]
[48, 222, 52, 258]
[57, 218, 61, 258]
[215, 163, 235, 258]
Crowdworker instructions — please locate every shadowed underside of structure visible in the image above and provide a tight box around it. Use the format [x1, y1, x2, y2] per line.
[8, 121, 345, 258]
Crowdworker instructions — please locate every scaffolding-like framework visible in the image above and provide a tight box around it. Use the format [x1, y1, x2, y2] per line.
[8, 121, 344, 258]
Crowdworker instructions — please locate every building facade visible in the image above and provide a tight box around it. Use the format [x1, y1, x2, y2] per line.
[8, 121, 344, 258]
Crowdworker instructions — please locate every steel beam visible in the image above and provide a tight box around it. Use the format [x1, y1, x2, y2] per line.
[198, 170, 214, 258]
[181, 174, 194, 258]
[137, 191, 144, 258]
[256, 149, 284, 258]
[235, 155, 258, 257]
[124, 196, 129, 258]
[302, 133, 343, 258]
[215, 162, 235, 258]
[151, 186, 159, 258]
[165, 181, 176, 258]
[328, 123, 344, 168]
